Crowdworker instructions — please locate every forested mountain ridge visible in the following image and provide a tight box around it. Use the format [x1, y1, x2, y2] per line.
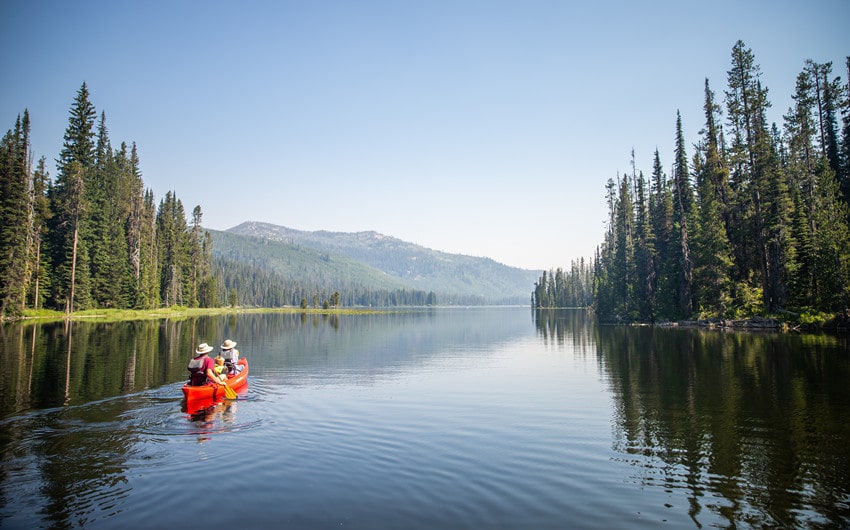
[210, 228, 408, 294]
[218, 221, 540, 304]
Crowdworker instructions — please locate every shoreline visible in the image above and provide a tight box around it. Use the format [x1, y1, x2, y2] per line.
[603, 314, 850, 334]
[0, 306, 405, 324]
[535, 307, 850, 334]
[6, 306, 849, 334]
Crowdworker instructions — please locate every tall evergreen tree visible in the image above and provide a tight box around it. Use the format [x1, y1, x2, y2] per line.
[693, 80, 733, 316]
[592, 179, 620, 319]
[806, 61, 842, 176]
[785, 65, 823, 306]
[156, 191, 191, 307]
[199, 230, 217, 307]
[840, 57, 850, 206]
[808, 161, 850, 310]
[89, 112, 122, 307]
[190, 205, 204, 307]
[649, 149, 675, 317]
[27, 156, 52, 310]
[58, 83, 97, 170]
[671, 111, 695, 317]
[50, 82, 97, 312]
[820, 66, 842, 178]
[125, 143, 145, 305]
[756, 89, 794, 311]
[53, 160, 89, 313]
[613, 174, 636, 318]
[109, 142, 138, 307]
[137, 189, 160, 308]
[592, 247, 609, 318]
[0, 113, 31, 315]
[634, 166, 656, 320]
[725, 40, 763, 298]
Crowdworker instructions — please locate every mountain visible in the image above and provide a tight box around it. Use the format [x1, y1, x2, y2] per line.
[211, 221, 540, 304]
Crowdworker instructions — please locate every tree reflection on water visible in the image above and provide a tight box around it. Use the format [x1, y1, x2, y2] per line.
[534, 308, 850, 528]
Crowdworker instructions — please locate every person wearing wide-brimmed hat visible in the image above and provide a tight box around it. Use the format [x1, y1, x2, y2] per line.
[187, 342, 227, 386]
[220, 339, 243, 374]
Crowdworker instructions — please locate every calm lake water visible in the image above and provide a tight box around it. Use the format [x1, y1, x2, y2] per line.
[1, 307, 849, 529]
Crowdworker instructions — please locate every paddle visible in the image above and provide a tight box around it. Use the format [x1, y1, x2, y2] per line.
[223, 381, 237, 399]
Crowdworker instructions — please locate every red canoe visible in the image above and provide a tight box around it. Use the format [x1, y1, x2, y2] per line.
[182, 357, 249, 402]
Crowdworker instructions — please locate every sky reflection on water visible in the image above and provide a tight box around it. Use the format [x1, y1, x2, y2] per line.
[0, 308, 848, 528]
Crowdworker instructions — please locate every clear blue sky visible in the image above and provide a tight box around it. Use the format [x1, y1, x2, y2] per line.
[2, 1, 848, 270]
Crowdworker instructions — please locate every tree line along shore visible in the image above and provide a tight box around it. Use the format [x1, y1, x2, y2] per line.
[533, 41, 850, 332]
[0, 83, 435, 319]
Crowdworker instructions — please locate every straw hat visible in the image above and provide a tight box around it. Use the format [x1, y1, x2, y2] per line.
[221, 339, 237, 349]
[195, 343, 214, 356]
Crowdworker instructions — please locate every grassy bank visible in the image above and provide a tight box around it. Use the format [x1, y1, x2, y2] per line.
[5, 306, 395, 324]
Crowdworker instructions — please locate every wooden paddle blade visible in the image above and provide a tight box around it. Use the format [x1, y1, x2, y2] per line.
[224, 384, 237, 399]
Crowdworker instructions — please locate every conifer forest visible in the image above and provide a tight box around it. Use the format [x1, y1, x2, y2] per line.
[534, 42, 850, 325]
[0, 84, 442, 316]
[0, 82, 216, 316]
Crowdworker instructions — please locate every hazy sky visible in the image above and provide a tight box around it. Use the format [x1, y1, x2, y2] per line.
[2, 1, 848, 270]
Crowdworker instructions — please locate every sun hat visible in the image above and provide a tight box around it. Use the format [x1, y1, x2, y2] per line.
[221, 339, 237, 349]
[195, 343, 214, 356]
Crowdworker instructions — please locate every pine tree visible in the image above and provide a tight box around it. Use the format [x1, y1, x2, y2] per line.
[156, 191, 191, 307]
[757, 96, 794, 311]
[821, 67, 842, 178]
[50, 83, 97, 312]
[692, 80, 733, 316]
[58, 83, 97, 169]
[806, 61, 842, 175]
[53, 161, 89, 313]
[125, 143, 145, 305]
[0, 113, 31, 315]
[725, 41, 762, 301]
[199, 230, 217, 307]
[633, 152, 656, 320]
[671, 111, 695, 317]
[785, 65, 823, 306]
[27, 156, 52, 310]
[89, 112, 116, 306]
[809, 161, 850, 309]
[137, 189, 159, 308]
[839, 57, 850, 206]
[190, 205, 204, 307]
[592, 179, 618, 319]
[649, 149, 675, 317]
[109, 142, 139, 307]
[613, 174, 636, 318]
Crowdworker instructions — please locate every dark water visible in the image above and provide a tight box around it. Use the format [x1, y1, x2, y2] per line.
[0, 308, 848, 529]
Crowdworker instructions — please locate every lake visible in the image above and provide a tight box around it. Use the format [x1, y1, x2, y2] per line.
[1, 307, 848, 528]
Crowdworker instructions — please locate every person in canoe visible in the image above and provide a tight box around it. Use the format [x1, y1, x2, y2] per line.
[214, 355, 228, 379]
[220, 339, 243, 375]
[187, 343, 228, 387]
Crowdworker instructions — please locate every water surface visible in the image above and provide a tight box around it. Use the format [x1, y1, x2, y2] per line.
[0, 308, 848, 528]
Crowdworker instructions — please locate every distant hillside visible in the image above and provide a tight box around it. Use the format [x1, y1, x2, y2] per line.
[209, 229, 407, 289]
[215, 221, 540, 304]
